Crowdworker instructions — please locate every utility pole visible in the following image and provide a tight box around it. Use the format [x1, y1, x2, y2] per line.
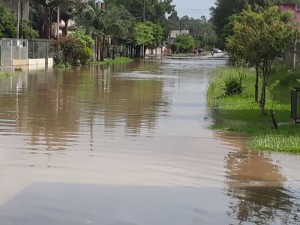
[17, 0, 20, 39]
[57, 6, 60, 39]
[142, 0, 146, 58]
[143, 0, 146, 22]
[160, 0, 164, 59]
[20, 0, 23, 39]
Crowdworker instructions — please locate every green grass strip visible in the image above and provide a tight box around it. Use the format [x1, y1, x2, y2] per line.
[91, 57, 132, 65]
[207, 66, 300, 152]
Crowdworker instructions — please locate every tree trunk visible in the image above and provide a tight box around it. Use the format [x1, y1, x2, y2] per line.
[255, 64, 259, 103]
[136, 45, 141, 58]
[259, 76, 267, 114]
[259, 61, 270, 115]
[112, 41, 116, 60]
[43, 7, 51, 39]
[64, 19, 69, 36]
[100, 35, 105, 61]
[97, 36, 101, 61]
[94, 36, 97, 61]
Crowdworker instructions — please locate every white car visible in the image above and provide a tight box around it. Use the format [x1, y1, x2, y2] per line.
[212, 48, 222, 53]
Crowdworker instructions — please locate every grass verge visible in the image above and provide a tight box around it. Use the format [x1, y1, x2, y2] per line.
[91, 57, 132, 65]
[0, 71, 14, 77]
[207, 65, 300, 153]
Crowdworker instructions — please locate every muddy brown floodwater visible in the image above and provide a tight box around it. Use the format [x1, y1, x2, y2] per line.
[0, 58, 299, 225]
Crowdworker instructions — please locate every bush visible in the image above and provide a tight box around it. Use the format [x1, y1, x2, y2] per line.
[207, 68, 252, 102]
[51, 33, 93, 66]
[223, 75, 243, 96]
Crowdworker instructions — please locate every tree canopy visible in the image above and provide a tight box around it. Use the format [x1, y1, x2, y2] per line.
[210, 0, 286, 48]
[226, 5, 298, 113]
[0, 5, 37, 39]
[171, 35, 195, 53]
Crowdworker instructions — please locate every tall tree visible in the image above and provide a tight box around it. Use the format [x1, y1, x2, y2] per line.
[227, 6, 298, 113]
[56, 0, 85, 36]
[135, 21, 163, 55]
[77, 1, 133, 61]
[114, 0, 174, 23]
[210, 0, 279, 48]
[29, 0, 83, 38]
[0, 5, 37, 39]
[0, 5, 18, 38]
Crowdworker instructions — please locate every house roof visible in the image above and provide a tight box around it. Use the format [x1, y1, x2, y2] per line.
[279, 3, 300, 28]
[169, 30, 189, 38]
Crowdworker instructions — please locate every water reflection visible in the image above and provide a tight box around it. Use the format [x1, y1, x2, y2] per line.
[0, 62, 169, 151]
[215, 132, 300, 225]
[0, 59, 299, 225]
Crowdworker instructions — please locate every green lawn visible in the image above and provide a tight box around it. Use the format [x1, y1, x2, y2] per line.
[207, 65, 300, 152]
[91, 57, 132, 65]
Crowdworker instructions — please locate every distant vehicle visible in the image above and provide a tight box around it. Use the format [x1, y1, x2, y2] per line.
[212, 48, 222, 53]
[211, 48, 222, 56]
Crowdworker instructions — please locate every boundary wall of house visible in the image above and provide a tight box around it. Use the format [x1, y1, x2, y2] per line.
[0, 39, 53, 68]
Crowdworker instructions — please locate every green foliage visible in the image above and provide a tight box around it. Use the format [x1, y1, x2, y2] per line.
[71, 32, 94, 48]
[167, 15, 218, 49]
[207, 68, 253, 100]
[268, 64, 300, 103]
[135, 22, 154, 46]
[91, 57, 132, 65]
[22, 21, 39, 39]
[0, 71, 13, 77]
[223, 74, 244, 96]
[0, 6, 17, 38]
[77, 2, 134, 61]
[208, 66, 300, 152]
[210, 0, 279, 47]
[30, 0, 85, 38]
[226, 6, 298, 113]
[114, 0, 175, 23]
[0, 6, 38, 39]
[210, 0, 244, 47]
[134, 21, 163, 53]
[227, 6, 298, 65]
[51, 34, 93, 66]
[172, 35, 195, 53]
[149, 23, 163, 49]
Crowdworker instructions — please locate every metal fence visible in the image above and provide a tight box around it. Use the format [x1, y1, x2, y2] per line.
[0, 39, 28, 67]
[28, 39, 52, 59]
[0, 39, 52, 67]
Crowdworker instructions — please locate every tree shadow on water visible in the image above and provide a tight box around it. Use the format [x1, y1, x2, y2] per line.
[215, 132, 300, 225]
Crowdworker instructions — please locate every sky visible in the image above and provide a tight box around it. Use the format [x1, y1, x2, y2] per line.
[171, 0, 216, 19]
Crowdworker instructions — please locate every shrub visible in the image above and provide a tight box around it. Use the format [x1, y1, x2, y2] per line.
[51, 33, 93, 66]
[74, 46, 93, 65]
[223, 75, 243, 96]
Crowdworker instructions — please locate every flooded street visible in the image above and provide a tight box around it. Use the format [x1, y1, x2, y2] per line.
[0, 58, 299, 225]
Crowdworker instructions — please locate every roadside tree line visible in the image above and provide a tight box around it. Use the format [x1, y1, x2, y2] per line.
[0, 0, 218, 64]
[211, 0, 299, 113]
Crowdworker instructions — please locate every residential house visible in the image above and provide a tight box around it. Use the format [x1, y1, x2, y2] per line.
[279, 3, 300, 68]
[168, 29, 189, 45]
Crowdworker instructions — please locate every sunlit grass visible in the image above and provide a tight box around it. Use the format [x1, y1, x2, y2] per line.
[91, 57, 132, 65]
[252, 134, 300, 153]
[207, 66, 300, 152]
[0, 71, 14, 77]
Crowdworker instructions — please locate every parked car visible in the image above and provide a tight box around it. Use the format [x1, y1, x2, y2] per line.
[212, 48, 222, 53]
[211, 48, 222, 56]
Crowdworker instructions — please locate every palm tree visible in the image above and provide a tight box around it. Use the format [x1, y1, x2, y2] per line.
[55, 0, 85, 36]
[29, 0, 84, 38]
[77, 1, 134, 61]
